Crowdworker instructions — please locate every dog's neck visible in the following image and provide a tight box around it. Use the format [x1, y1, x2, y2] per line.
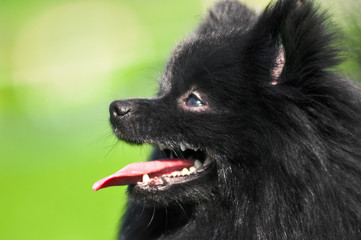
[120, 196, 241, 240]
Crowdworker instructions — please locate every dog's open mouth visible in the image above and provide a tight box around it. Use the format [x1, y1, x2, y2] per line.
[92, 144, 212, 191]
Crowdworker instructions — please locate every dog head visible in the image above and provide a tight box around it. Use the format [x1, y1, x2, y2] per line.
[94, 0, 340, 206]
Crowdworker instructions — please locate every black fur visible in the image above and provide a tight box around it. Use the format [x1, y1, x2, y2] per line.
[109, 0, 361, 239]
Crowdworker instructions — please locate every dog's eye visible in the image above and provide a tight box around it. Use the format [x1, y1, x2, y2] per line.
[186, 94, 205, 107]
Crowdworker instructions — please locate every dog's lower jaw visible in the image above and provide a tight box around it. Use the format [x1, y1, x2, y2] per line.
[119, 195, 238, 240]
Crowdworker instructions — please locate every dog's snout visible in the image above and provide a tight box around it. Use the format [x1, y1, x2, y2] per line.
[110, 101, 132, 119]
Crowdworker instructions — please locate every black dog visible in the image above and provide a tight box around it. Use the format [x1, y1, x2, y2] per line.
[93, 0, 361, 239]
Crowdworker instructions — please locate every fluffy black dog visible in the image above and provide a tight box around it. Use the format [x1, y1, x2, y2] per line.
[94, 0, 361, 239]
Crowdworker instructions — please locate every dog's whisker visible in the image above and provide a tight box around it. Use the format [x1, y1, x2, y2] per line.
[104, 141, 120, 159]
[163, 206, 168, 233]
[174, 149, 185, 159]
[176, 200, 188, 221]
[145, 206, 156, 229]
[171, 150, 179, 159]
[160, 149, 167, 159]
[135, 203, 145, 222]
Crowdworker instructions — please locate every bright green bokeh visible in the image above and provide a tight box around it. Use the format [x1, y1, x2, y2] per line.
[0, 0, 359, 239]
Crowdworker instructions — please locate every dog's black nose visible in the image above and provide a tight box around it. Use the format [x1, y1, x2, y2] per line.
[109, 101, 131, 119]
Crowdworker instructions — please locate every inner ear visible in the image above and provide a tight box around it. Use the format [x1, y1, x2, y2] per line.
[271, 44, 285, 84]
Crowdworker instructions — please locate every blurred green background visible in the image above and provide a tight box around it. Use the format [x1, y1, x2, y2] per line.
[0, 0, 360, 239]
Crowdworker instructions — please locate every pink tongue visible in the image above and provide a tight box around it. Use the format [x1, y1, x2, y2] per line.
[92, 159, 194, 191]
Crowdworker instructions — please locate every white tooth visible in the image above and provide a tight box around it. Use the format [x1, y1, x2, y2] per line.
[159, 145, 165, 151]
[182, 168, 190, 175]
[189, 166, 196, 173]
[171, 172, 178, 177]
[142, 174, 150, 182]
[180, 144, 187, 151]
[194, 160, 202, 169]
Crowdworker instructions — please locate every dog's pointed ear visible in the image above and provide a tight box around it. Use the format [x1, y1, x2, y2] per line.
[197, 0, 256, 35]
[243, 0, 340, 86]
